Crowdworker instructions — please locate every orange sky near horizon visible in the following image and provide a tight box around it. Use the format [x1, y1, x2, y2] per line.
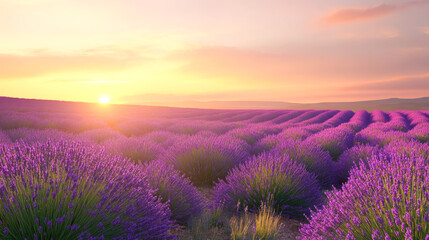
[1, 0, 429, 106]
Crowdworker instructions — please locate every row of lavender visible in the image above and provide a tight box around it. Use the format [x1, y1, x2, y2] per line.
[0, 109, 428, 239]
[1, 109, 429, 134]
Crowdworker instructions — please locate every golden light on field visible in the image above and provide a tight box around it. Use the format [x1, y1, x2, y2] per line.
[99, 95, 110, 104]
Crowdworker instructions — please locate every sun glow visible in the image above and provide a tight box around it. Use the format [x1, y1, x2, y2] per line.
[99, 95, 110, 104]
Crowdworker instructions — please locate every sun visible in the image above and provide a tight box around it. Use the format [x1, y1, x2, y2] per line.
[99, 95, 110, 104]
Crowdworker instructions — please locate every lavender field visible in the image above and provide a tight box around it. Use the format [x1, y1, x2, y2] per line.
[0, 100, 428, 239]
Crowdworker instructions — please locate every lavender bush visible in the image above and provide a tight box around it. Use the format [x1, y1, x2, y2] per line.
[163, 135, 249, 186]
[335, 144, 381, 185]
[371, 110, 389, 123]
[224, 127, 267, 145]
[305, 126, 355, 160]
[78, 128, 123, 143]
[0, 141, 174, 239]
[5, 128, 78, 144]
[213, 153, 322, 218]
[355, 129, 413, 147]
[299, 152, 429, 240]
[0, 130, 11, 144]
[384, 140, 429, 159]
[143, 160, 204, 225]
[409, 123, 429, 143]
[142, 130, 182, 148]
[104, 136, 164, 164]
[271, 139, 335, 188]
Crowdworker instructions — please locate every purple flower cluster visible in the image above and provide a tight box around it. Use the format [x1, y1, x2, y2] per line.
[213, 153, 322, 218]
[104, 136, 164, 164]
[299, 152, 429, 239]
[338, 110, 371, 132]
[371, 110, 390, 123]
[5, 128, 82, 144]
[143, 160, 204, 225]
[406, 111, 429, 127]
[272, 110, 306, 124]
[385, 111, 409, 132]
[409, 123, 429, 143]
[162, 135, 249, 186]
[280, 126, 315, 140]
[355, 129, 413, 147]
[335, 144, 381, 185]
[140, 130, 183, 148]
[114, 119, 162, 136]
[0, 141, 174, 239]
[247, 110, 287, 123]
[271, 139, 335, 188]
[299, 110, 340, 125]
[78, 128, 123, 143]
[305, 126, 355, 160]
[0, 130, 11, 144]
[224, 126, 267, 145]
[288, 110, 326, 124]
[322, 110, 354, 128]
[384, 140, 429, 159]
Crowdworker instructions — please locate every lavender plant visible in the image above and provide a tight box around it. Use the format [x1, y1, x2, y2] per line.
[6, 128, 76, 144]
[78, 128, 123, 143]
[406, 111, 429, 127]
[371, 110, 389, 123]
[271, 111, 306, 124]
[0, 130, 11, 144]
[385, 111, 409, 132]
[0, 141, 174, 239]
[322, 110, 354, 128]
[104, 136, 164, 164]
[163, 135, 249, 186]
[213, 153, 322, 218]
[299, 152, 429, 240]
[271, 139, 335, 188]
[143, 160, 204, 225]
[224, 127, 267, 145]
[384, 140, 429, 159]
[355, 129, 413, 147]
[279, 127, 314, 140]
[142, 130, 182, 147]
[409, 123, 429, 143]
[305, 126, 355, 160]
[335, 144, 381, 185]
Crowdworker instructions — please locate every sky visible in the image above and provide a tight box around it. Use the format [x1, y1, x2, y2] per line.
[1, 0, 429, 106]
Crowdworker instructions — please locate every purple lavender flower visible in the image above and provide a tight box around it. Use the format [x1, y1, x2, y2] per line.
[0, 141, 174, 239]
[271, 139, 335, 188]
[104, 136, 164, 164]
[335, 144, 381, 185]
[305, 126, 355, 160]
[409, 123, 429, 143]
[0, 130, 11, 144]
[143, 160, 204, 225]
[162, 135, 249, 186]
[212, 153, 322, 219]
[299, 152, 429, 239]
[384, 139, 429, 159]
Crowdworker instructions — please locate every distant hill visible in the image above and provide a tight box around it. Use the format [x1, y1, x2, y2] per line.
[140, 97, 429, 111]
[0, 96, 428, 112]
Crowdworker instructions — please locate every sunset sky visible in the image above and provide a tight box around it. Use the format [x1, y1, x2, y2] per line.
[1, 0, 429, 106]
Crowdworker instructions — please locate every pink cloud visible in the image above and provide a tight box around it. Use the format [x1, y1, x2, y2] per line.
[320, 1, 427, 25]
